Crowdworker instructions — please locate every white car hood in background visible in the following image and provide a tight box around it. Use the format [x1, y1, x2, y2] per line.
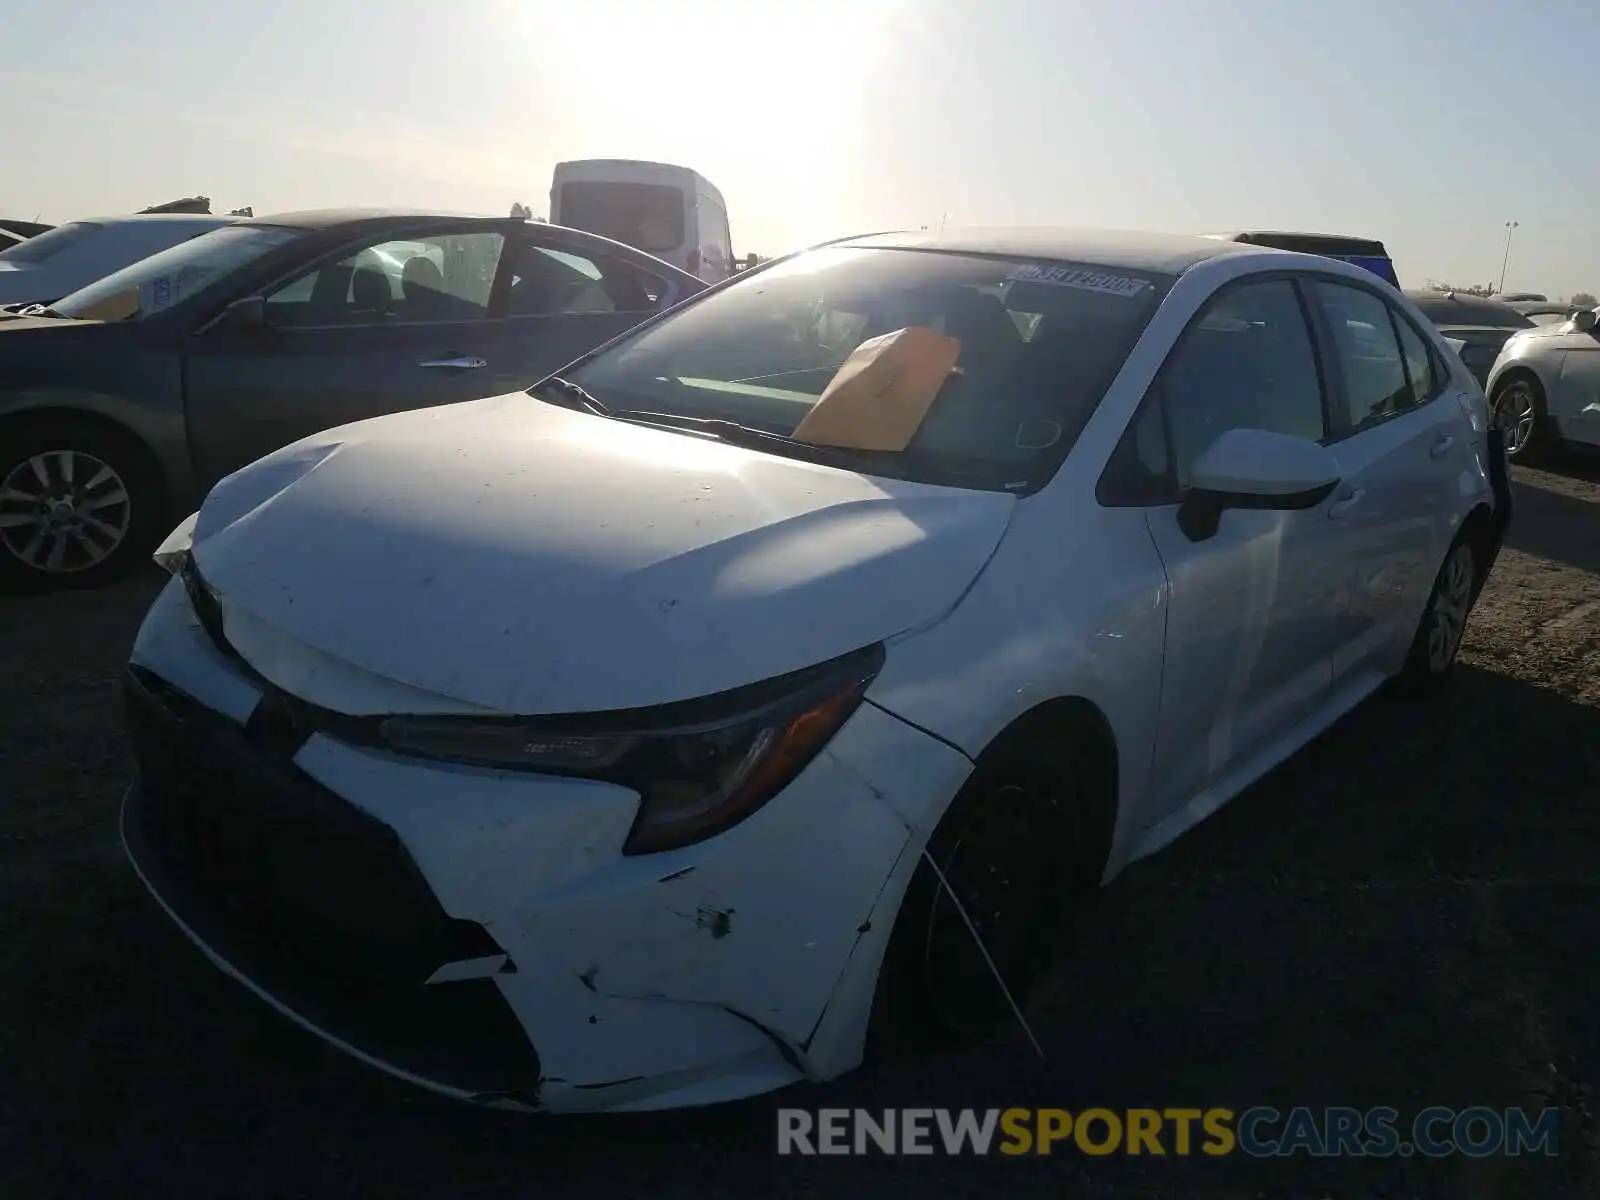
[191, 393, 1017, 715]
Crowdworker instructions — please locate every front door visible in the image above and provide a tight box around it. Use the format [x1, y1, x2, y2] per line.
[182, 224, 513, 489]
[1128, 276, 1345, 821]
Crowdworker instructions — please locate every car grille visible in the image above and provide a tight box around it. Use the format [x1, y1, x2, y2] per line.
[122, 665, 542, 1099]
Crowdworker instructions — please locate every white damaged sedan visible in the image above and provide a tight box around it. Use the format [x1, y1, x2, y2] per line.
[122, 229, 1510, 1113]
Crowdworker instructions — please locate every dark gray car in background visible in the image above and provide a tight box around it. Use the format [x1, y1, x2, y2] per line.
[1404, 289, 1535, 389]
[0, 209, 704, 590]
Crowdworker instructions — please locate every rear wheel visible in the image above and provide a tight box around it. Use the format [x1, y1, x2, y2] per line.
[0, 416, 164, 591]
[1397, 535, 1478, 692]
[866, 749, 1106, 1060]
[1491, 374, 1553, 463]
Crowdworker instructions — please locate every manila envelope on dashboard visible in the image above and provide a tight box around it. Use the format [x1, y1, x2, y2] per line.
[792, 325, 961, 452]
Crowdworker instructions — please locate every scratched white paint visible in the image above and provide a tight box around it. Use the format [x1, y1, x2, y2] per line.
[188, 394, 1016, 715]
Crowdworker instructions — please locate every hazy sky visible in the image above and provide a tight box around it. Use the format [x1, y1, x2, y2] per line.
[6, 0, 1599, 296]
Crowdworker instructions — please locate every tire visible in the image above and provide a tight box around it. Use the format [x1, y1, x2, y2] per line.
[865, 746, 1106, 1062]
[1490, 373, 1553, 464]
[1397, 534, 1479, 693]
[0, 415, 165, 592]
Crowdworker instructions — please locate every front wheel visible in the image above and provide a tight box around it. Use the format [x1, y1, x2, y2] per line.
[0, 417, 164, 591]
[865, 756, 1101, 1061]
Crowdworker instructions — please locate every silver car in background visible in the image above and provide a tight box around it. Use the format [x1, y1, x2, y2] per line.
[1484, 307, 1600, 461]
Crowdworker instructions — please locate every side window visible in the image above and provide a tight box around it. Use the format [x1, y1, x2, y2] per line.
[264, 230, 505, 327]
[1391, 310, 1439, 407]
[506, 240, 666, 316]
[1161, 279, 1326, 488]
[1312, 281, 1412, 430]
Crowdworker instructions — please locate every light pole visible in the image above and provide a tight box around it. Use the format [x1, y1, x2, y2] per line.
[1498, 221, 1519, 294]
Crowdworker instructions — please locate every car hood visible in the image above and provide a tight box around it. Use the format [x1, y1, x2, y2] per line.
[190, 393, 1017, 716]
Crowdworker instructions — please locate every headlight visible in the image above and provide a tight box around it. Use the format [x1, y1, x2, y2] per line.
[377, 643, 886, 855]
[152, 511, 199, 576]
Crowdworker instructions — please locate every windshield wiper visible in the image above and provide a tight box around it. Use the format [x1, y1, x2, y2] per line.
[531, 375, 611, 416]
[607, 409, 911, 476]
[0, 303, 62, 319]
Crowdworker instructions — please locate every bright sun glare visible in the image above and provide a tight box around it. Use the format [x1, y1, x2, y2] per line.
[533, 0, 898, 188]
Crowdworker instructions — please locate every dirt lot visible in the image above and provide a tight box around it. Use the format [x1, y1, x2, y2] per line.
[3, 462, 1598, 1199]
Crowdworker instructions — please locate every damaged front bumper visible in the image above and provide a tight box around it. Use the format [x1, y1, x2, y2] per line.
[120, 578, 973, 1113]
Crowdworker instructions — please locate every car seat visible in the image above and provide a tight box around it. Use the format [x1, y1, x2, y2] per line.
[402, 256, 451, 318]
[349, 265, 391, 318]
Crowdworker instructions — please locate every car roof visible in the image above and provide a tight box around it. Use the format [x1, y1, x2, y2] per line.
[0, 219, 52, 238]
[242, 208, 503, 231]
[68, 213, 237, 225]
[825, 227, 1268, 276]
[1214, 231, 1389, 257]
[1404, 288, 1534, 329]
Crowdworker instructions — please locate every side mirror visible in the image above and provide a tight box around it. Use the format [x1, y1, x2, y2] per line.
[1571, 309, 1597, 333]
[1177, 427, 1342, 542]
[217, 295, 268, 330]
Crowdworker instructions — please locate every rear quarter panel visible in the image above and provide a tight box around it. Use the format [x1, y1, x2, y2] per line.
[1485, 332, 1570, 417]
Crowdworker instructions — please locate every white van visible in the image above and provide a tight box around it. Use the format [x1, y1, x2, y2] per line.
[0, 213, 238, 306]
[550, 159, 733, 283]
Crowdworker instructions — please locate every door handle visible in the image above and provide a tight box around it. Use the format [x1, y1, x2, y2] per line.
[1327, 488, 1366, 519]
[1430, 434, 1455, 459]
[417, 355, 488, 369]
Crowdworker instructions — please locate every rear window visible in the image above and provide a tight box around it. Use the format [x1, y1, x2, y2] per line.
[557, 182, 685, 253]
[0, 221, 103, 265]
[1407, 293, 1534, 330]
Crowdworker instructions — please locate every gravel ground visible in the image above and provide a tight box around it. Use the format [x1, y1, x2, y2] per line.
[3, 462, 1598, 1199]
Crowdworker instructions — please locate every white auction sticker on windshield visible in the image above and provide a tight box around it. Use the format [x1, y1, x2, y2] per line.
[1007, 263, 1149, 298]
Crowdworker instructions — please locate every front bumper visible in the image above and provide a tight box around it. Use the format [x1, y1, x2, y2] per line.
[121, 667, 542, 1104]
[121, 577, 973, 1112]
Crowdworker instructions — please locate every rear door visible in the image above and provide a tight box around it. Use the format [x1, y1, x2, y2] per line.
[182, 221, 514, 487]
[1307, 278, 1455, 686]
[488, 224, 687, 392]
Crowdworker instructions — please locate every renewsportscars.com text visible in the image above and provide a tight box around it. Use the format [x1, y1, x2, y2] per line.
[776, 1106, 1560, 1158]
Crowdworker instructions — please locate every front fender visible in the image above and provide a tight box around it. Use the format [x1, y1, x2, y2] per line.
[863, 496, 1168, 878]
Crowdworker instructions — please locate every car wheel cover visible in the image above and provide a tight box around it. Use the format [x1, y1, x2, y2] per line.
[0, 449, 132, 573]
[1426, 542, 1475, 673]
[1495, 382, 1537, 455]
[918, 782, 1060, 1034]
